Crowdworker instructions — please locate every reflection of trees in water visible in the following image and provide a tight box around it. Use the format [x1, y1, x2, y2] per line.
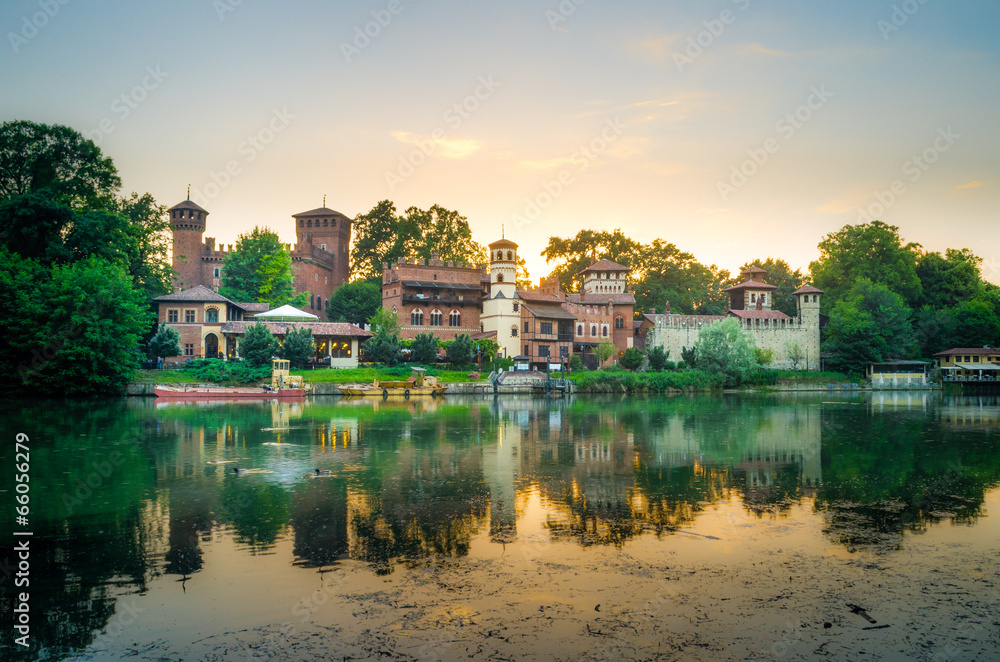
[218, 478, 291, 552]
[291, 478, 349, 568]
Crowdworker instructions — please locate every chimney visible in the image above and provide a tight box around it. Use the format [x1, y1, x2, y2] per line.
[665, 300, 671, 314]
[649, 308, 656, 315]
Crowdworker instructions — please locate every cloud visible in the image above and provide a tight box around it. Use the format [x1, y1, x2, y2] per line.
[955, 180, 992, 190]
[389, 131, 482, 159]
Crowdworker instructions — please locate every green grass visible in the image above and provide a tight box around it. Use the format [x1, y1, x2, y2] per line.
[572, 370, 724, 393]
[773, 371, 849, 384]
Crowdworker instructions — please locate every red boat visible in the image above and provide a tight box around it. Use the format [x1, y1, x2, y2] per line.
[154, 385, 305, 400]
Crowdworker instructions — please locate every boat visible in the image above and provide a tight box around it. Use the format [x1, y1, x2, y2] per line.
[155, 359, 308, 400]
[340, 367, 447, 397]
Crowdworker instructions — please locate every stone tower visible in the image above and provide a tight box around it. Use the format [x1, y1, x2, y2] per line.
[794, 284, 823, 328]
[481, 237, 520, 358]
[290, 205, 353, 308]
[169, 198, 209, 291]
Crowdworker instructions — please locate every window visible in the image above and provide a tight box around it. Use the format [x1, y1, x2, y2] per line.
[513, 303, 518, 312]
[497, 273, 504, 283]
[524, 321, 530, 332]
[184, 343, 194, 356]
[317, 297, 322, 311]
[449, 310, 461, 327]
[524, 344, 530, 355]
[411, 309, 424, 325]
[538, 345, 550, 358]
[213, 267, 220, 278]
[750, 293, 756, 303]
[299, 220, 304, 227]
[974, 356, 980, 363]
[323, 219, 328, 227]
[560, 346, 569, 358]
[168, 310, 178, 323]
[206, 308, 219, 323]
[321, 244, 326, 251]
[307, 219, 312, 227]
[315, 273, 319, 281]
[433, 274, 437, 280]
[185, 310, 196, 323]
[311, 295, 315, 309]
[540, 322, 553, 335]
[511, 325, 518, 337]
[591, 324, 597, 336]
[602, 326, 608, 337]
[430, 310, 443, 326]
[615, 315, 624, 329]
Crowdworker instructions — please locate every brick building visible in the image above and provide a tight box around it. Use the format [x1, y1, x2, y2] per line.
[152, 286, 258, 363]
[380, 253, 486, 341]
[169, 198, 351, 314]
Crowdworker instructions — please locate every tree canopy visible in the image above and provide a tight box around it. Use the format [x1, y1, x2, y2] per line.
[822, 278, 915, 375]
[326, 280, 381, 325]
[693, 317, 758, 386]
[220, 226, 298, 307]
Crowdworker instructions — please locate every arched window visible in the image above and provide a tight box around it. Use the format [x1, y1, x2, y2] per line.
[506, 250, 512, 260]
[615, 315, 624, 329]
[497, 273, 504, 283]
[602, 326, 609, 337]
[310, 295, 315, 309]
[299, 219, 304, 227]
[307, 219, 312, 227]
[323, 219, 328, 227]
[449, 310, 461, 327]
[590, 324, 597, 336]
[577, 324, 584, 336]
[317, 297, 322, 311]
[411, 309, 424, 325]
[206, 308, 219, 323]
[430, 309, 443, 326]
[511, 325, 518, 337]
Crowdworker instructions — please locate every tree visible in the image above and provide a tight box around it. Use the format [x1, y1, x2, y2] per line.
[147, 323, 181, 360]
[680, 346, 697, 369]
[950, 298, 1000, 349]
[694, 318, 758, 386]
[326, 280, 381, 325]
[915, 249, 984, 309]
[620, 347, 645, 371]
[809, 220, 922, 309]
[369, 307, 402, 336]
[220, 227, 296, 306]
[278, 325, 315, 368]
[364, 307, 403, 365]
[647, 345, 669, 371]
[754, 347, 775, 367]
[738, 258, 803, 316]
[632, 239, 730, 315]
[823, 278, 914, 375]
[569, 354, 585, 372]
[0, 120, 120, 208]
[446, 333, 474, 366]
[542, 229, 644, 292]
[108, 192, 173, 300]
[515, 255, 532, 289]
[785, 342, 804, 371]
[411, 332, 440, 364]
[596, 340, 617, 367]
[239, 322, 278, 367]
[406, 205, 488, 266]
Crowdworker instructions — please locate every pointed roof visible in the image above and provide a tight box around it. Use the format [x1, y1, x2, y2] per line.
[723, 279, 777, 292]
[579, 259, 629, 274]
[168, 199, 208, 213]
[153, 285, 232, 304]
[489, 238, 518, 249]
[792, 284, 824, 295]
[292, 206, 351, 219]
[253, 304, 319, 321]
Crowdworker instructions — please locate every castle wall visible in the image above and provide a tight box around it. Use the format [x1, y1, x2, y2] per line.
[382, 256, 485, 341]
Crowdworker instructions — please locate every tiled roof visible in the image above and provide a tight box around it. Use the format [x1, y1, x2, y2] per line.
[933, 347, 1000, 356]
[517, 289, 564, 303]
[220, 321, 372, 337]
[521, 303, 577, 321]
[292, 206, 352, 220]
[488, 238, 518, 249]
[579, 259, 630, 274]
[727, 309, 791, 321]
[566, 292, 636, 305]
[792, 284, 824, 295]
[153, 285, 234, 304]
[723, 279, 777, 292]
[236, 302, 271, 312]
[471, 330, 497, 340]
[168, 199, 209, 213]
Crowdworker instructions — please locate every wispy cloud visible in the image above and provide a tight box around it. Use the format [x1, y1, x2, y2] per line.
[955, 179, 992, 190]
[389, 131, 482, 159]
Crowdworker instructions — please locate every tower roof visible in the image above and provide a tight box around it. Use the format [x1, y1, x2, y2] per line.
[489, 238, 518, 250]
[293, 206, 351, 220]
[579, 259, 629, 275]
[169, 199, 208, 213]
[792, 284, 824, 295]
[722, 279, 777, 292]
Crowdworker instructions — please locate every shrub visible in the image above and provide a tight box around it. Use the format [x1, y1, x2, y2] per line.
[411, 333, 439, 364]
[647, 345, 669, 371]
[620, 347, 645, 371]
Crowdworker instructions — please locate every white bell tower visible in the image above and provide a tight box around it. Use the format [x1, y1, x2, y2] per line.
[481, 235, 521, 358]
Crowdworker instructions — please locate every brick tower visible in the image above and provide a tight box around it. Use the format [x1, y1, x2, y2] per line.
[290, 202, 353, 311]
[169, 196, 209, 291]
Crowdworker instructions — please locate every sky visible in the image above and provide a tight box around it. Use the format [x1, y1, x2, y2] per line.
[3, 0, 999, 285]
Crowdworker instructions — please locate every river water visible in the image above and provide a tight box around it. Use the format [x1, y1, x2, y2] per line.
[1, 392, 998, 661]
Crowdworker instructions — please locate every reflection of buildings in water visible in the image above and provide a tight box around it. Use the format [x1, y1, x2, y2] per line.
[310, 417, 359, 450]
[482, 416, 521, 543]
[938, 395, 1000, 430]
[867, 391, 932, 412]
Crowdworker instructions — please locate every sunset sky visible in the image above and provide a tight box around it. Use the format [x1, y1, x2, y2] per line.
[3, 0, 999, 284]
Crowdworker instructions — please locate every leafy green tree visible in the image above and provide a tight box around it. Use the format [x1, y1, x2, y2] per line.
[785, 342, 804, 370]
[542, 229, 644, 292]
[680, 345, 697, 369]
[407, 205, 488, 266]
[411, 332, 440, 364]
[326, 280, 381, 325]
[633, 239, 730, 315]
[109, 192, 173, 299]
[809, 220, 922, 309]
[596, 340, 617, 367]
[823, 278, 914, 375]
[915, 249, 984, 309]
[737, 258, 803, 316]
[364, 307, 403, 365]
[569, 354, 585, 372]
[220, 227, 296, 306]
[239, 322, 278, 367]
[369, 307, 402, 336]
[647, 345, 669, 371]
[620, 347, 645, 371]
[950, 298, 1000, 349]
[147, 323, 181, 360]
[913, 306, 958, 357]
[754, 347, 775, 366]
[0, 120, 120, 207]
[278, 325, 315, 368]
[694, 318, 758, 386]
[446, 333, 474, 366]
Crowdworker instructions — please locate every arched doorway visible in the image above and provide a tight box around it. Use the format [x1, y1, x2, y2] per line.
[205, 333, 219, 359]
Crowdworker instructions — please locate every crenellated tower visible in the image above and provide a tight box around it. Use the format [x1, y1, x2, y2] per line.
[169, 198, 209, 291]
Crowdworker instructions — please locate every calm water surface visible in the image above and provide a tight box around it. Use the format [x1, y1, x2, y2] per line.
[1, 393, 998, 660]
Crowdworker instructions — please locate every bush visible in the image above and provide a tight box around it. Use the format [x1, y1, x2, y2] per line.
[183, 359, 270, 384]
[278, 325, 315, 369]
[411, 332, 439, 364]
[647, 346, 669, 371]
[364, 331, 404, 366]
[680, 346, 697, 369]
[446, 333, 474, 365]
[619, 347, 645, 371]
[569, 354, 585, 372]
[239, 322, 278, 367]
[573, 370, 723, 393]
